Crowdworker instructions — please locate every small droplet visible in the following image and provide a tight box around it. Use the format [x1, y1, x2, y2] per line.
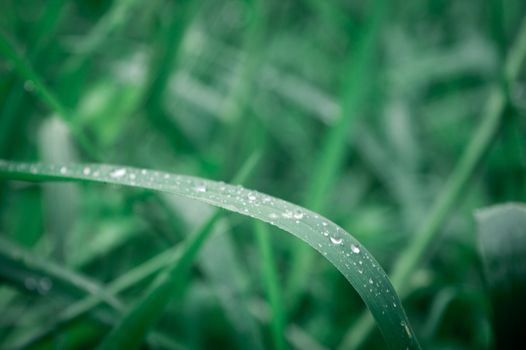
[269, 213, 278, 219]
[110, 168, 127, 178]
[194, 184, 207, 193]
[322, 231, 329, 237]
[351, 244, 360, 253]
[60, 166, 67, 174]
[83, 167, 91, 175]
[130, 173, 136, 180]
[282, 210, 293, 219]
[293, 210, 304, 219]
[38, 277, 52, 294]
[24, 277, 37, 291]
[330, 236, 343, 245]
[248, 193, 256, 201]
[24, 80, 35, 92]
[369, 278, 374, 284]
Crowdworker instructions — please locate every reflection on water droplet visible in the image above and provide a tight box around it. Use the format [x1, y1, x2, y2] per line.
[111, 168, 126, 178]
[194, 184, 207, 193]
[38, 277, 52, 294]
[60, 166, 67, 174]
[330, 236, 343, 245]
[83, 167, 91, 175]
[282, 210, 293, 219]
[25, 278, 37, 291]
[351, 244, 360, 253]
[24, 80, 35, 92]
[293, 210, 304, 219]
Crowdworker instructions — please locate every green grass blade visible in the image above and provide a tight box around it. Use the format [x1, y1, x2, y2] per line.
[287, 0, 387, 306]
[200, 222, 265, 350]
[255, 221, 287, 350]
[0, 160, 421, 350]
[476, 203, 526, 349]
[97, 152, 261, 349]
[0, 33, 98, 159]
[338, 15, 526, 350]
[0, 236, 121, 310]
[254, 221, 286, 350]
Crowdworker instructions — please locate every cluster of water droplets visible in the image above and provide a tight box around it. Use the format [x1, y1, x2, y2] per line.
[24, 276, 53, 295]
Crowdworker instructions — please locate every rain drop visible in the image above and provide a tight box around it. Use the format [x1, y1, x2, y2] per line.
[330, 237, 343, 245]
[194, 184, 207, 193]
[293, 210, 304, 219]
[111, 168, 127, 178]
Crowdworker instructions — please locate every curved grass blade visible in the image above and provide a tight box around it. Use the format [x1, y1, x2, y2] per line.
[476, 203, 526, 349]
[0, 160, 421, 350]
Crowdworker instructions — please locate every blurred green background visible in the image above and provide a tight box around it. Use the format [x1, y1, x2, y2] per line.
[1, 0, 526, 349]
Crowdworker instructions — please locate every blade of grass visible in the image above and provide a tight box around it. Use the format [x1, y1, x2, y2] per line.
[0, 32, 98, 159]
[287, 0, 387, 306]
[199, 222, 265, 350]
[0, 159, 421, 350]
[338, 14, 526, 350]
[62, 0, 142, 73]
[254, 221, 286, 350]
[0, 236, 121, 310]
[97, 152, 261, 349]
[476, 203, 526, 349]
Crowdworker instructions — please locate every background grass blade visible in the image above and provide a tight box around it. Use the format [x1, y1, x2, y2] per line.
[254, 221, 286, 350]
[476, 203, 526, 349]
[339, 15, 526, 349]
[0, 160, 421, 350]
[287, 0, 387, 308]
[97, 152, 260, 349]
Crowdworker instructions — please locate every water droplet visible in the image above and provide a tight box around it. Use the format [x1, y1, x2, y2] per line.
[269, 213, 278, 219]
[322, 231, 329, 237]
[330, 236, 343, 245]
[24, 80, 35, 92]
[24, 277, 37, 291]
[130, 173, 136, 180]
[110, 168, 127, 178]
[282, 210, 293, 219]
[293, 210, 304, 219]
[37, 277, 52, 294]
[60, 166, 67, 174]
[369, 278, 374, 284]
[83, 167, 91, 175]
[248, 193, 256, 201]
[194, 184, 207, 193]
[322, 222, 328, 226]
[401, 321, 412, 338]
[351, 244, 360, 253]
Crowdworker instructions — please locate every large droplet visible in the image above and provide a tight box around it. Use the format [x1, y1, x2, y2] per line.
[330, 236, 343, 245]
